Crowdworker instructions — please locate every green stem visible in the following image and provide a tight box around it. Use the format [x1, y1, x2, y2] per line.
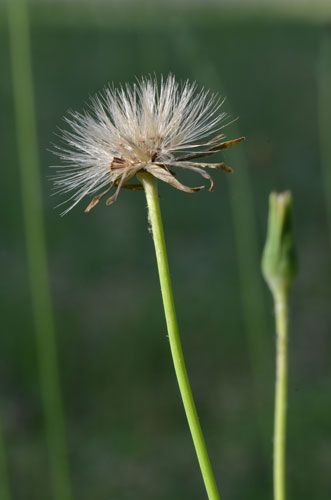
[273, 288, 289, 500]
[137, 172, 221, 500]
[7, 1, 73, 499]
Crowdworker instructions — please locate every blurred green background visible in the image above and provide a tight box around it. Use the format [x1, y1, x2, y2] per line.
[1, 1, 331, 499]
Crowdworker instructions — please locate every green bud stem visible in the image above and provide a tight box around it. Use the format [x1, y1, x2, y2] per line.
[273, 287, 288, 500]
[138, 171, 221, 500]
[262, 191, 297, 500]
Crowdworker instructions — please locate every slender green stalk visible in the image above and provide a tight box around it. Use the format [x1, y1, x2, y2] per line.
[317, 28, 331, 249]
[7, 1, 73, 499]
[0, 416, 11, 500]
[273, 288, 288, 500]
[262, 191, 296, 500]
[137, 172, 221, 500]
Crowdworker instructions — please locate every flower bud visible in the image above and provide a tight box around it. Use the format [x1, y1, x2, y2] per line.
[262, 191, 297, 295]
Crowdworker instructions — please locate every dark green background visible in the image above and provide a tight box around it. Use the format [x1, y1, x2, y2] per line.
[1, 2, 331, 499]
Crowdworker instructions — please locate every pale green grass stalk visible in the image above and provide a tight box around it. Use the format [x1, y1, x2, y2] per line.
[0, 416, 11, 500]
[262, 191, 297, 500]
[7, 1, 73, 499]
[317, 28, 331, 250]
[273, 289, 288, 500]
[138, 172, 221, 500]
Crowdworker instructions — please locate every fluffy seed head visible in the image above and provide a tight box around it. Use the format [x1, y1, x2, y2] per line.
[51, 75, 244, 214]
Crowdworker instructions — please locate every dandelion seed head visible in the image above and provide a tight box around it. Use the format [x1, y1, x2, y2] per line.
[51, 74, 244, 214]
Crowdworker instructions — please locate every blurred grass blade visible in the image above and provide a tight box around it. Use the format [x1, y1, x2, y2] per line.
[226, 117, 273, 444]
[0, 417, 11, 500]
[7, 1, 73, 499]
[317, 27, 331, 249]
[183, 31, 273, 445]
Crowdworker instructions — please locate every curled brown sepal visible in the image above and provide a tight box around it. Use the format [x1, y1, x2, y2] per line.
[84, 187, 111, 213]
[210, 136, 245, 152]
[176, 136, 245, 162]
[158, 162, 215, 192]
[145, 164, 204, 193]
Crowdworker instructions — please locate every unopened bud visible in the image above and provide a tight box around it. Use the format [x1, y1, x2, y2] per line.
[262, 191, 297, 295]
